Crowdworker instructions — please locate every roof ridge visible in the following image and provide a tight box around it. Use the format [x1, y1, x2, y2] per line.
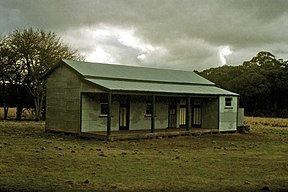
[62, 59, 195, 73]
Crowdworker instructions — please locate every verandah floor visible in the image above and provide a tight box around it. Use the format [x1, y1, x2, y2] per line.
[79, 128, 221, 141]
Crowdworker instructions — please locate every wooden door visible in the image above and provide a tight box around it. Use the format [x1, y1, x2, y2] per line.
[168, 105, 177, 128]
[119, 104, 129, 130]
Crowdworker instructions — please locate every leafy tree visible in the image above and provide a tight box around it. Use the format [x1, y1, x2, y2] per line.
[6, 28, 81, 120]
[0, 36, 18, 119]
[230, 72, 270, 116]
[0, 37, 8, 119]
[199, 51, 288, 117]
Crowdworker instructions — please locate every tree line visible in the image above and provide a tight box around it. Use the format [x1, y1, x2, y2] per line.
[198, 51, 288, 117]
[1, 28, 287, 120]
[0, 28, 81, 120]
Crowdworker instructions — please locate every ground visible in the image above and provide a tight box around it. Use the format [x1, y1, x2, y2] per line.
[0, 117, 287, 192]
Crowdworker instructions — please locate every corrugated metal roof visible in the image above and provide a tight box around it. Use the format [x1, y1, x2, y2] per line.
[86, 78, 238, 96]
[62, 59, 214, 85]
[61, 59, 238, 96]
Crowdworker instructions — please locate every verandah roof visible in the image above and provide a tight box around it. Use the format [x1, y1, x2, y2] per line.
[86, 78, 238, 96]
[61, 59, 238, 96]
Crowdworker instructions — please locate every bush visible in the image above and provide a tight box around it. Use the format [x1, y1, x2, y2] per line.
[237, 125, 250, 133]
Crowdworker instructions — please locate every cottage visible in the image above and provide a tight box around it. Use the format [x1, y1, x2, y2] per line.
[45, 59, 240, 139]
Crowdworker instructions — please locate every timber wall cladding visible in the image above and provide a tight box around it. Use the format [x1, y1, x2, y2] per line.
[219, 96, 238, 131]
[81, 93, 119, 132]
[129, 96, 168, 130]
[46, 65, 81, 133]
[202, 98, 219, 129]
[81, 94, 103, 132]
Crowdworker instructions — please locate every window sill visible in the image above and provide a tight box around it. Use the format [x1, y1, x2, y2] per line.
[99, 115, 114, 117]
[224, 106, 233, 109]
[145, 115, 157, 117]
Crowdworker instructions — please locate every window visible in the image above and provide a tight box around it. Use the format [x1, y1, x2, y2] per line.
[100, 103, 108, 115]
[225, 98, 233, 108]
[192, 106, 201, 127]
[100, 94, 108, 116]
[146, 103, 152, 116]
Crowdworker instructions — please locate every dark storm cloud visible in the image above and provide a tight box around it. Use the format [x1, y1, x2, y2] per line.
[1, 0, 288, 70]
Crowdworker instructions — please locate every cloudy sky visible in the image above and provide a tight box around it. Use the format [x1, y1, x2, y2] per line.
[1, 0, 288, 71]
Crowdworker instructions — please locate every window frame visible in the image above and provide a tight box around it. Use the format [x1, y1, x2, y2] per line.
[100, 102, 108, 117]
[224, 97, 233, 109]
[145, 103, 153, 117]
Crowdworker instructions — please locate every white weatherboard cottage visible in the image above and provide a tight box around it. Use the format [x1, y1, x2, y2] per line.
[44, 60, 240, 139]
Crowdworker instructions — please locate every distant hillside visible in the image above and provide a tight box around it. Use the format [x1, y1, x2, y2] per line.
[198, 51, 288, 117]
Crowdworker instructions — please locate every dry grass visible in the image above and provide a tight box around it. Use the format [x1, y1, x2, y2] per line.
[0, 107, 17, 119]
[0, 119, 287, 192]
[245, 116, 288, 128]
[0, 107, 35, 120]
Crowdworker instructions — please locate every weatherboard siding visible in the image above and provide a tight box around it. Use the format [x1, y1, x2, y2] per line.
[80, 95, 169, 132]
[129, 97, 150, 130]
[219, 96, 238, 131]
[202, 98, 219, 129]
[46, 65, 81, 133]
[129, 96, 168, 130]
[81, 93, 119, 132]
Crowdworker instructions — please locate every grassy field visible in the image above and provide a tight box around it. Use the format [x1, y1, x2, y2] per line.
[0, 118, 287, 192]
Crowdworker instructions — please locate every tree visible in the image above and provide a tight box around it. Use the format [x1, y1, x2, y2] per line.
[199, 51, 288, 117]
[0, 37, 8, 119]
[0, 36, 18, 119]
[7, 28, 81, 120]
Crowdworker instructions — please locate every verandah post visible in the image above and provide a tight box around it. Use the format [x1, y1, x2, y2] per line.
[107, 91, 112, 136]
[151, 95, 155, 133]
[187, 97, 191, 130]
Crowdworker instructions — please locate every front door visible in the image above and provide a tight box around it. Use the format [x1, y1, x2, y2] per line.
[119, 104, 129, 130]
[168, 104, 177, 128]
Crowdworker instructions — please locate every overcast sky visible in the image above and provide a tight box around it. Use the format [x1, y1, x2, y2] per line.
[1, 0, 288, 71]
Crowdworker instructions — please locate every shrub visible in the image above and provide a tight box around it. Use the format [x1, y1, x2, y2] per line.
[237, 125, 250, 133]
